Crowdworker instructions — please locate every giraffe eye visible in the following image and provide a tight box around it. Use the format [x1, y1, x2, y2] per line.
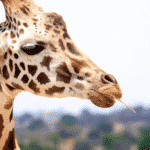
[21, 43, 45, 56]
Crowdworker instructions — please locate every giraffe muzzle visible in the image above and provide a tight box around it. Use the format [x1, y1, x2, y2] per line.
[88, 89, 120, 108]
[88, 82, 136, 113]
[88, 73, 122, 108]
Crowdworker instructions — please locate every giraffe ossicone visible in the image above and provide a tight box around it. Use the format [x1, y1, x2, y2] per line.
[0, 0, 135, 149]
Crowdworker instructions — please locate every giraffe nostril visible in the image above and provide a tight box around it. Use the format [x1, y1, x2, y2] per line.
[101, 74, 117, 84]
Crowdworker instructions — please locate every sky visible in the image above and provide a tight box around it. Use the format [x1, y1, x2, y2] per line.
[0, 0, 150, 116]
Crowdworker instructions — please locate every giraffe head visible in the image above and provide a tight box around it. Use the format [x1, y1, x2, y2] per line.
[0, 0, 128, 110]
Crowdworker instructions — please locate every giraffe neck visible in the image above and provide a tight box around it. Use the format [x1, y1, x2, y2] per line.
[0, 82, 20, 150]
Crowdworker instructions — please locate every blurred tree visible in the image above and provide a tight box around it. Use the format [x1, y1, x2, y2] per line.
[45, 132, 63, 147]
[88, 129, 100, 140]
[96, 119, 112, 135]
[61, 115, 78, 127]
[28, 119, 44, 131]
[137, 126, 150, 149]
[102, 133, 127, 149]
[58, 115, 80, 138]
[59, 129, 73, 139]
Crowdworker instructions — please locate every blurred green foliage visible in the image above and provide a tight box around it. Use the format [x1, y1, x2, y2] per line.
[136, 126, 150, 149]
[19, 126, 150, 150]
[18, 113, 150, 150]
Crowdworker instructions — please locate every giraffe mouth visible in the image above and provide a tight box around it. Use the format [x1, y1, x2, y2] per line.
[88, 88, 122, 108]
[88, 88, 136, 113]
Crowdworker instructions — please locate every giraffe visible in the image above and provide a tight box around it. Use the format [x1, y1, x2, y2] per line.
[0, 0, 136, 149]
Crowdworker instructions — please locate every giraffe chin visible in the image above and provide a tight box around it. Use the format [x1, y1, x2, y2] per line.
[88, 90, 117, 108]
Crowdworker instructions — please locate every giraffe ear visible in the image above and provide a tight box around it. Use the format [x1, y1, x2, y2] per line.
[45, 12, 66, 28]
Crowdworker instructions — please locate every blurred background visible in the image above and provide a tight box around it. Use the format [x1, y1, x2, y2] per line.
[0, 0, 150, 149]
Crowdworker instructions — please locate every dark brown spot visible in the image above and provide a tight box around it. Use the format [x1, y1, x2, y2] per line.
[37, 72, 50, 84]
[28, 65, 37, 76]
[4, 52, 7, 59]
[2, 65, 9, 79]
[75, 83, 84, 90]
[45, 24, 52, 30]
[40, 56, 52, 71]
[12, 82, 24, 90]
[20, 5, 30, 15]
[19, 28, 24, 34]
[13, 18, 16, 23]
[67, 43, 80, 55]
[47, 14, 51, 18]
[0, 114, 4, 138]
[6, 15, 9, 20]
[77, 76, 84, 80]
[18, 21, 21, 26]
[23, 22, 28, 28]
[69, 57, 89, 74]
[28, 80, 40, 93]
[14, 26, 16, 30]
[4, 100, 13, 109]
[49, 43, 57, 52]
[5, 33, 8, 37]
[9, 16, 12, 21]
[12, 40, 17, 43]
[85, 72, 91, 77]
[21, 74, 29, 83]
[63, 28, 70, 39]
[6, 84, 15, 91]
[56, 62, 72, 83]
[14, 63, 21, 78]
[0, 82, 2, 92]
[59, 39, 65, 51]
[87, 80, 93, 83]
[2, 28, 6, 32]
[12, 25, 14, 29]
[14, 53, 19, 59]
[9, 8, 12, 14]
[32, 18, 38, 21]
[37, 41, 46, 46]
[10, 31, 15, 39]
[9, 49, 12, 55]
[3, 129, 16, 150]
[45, 86, 65, 96]
[9, 59, 13, 72]
[33, 22, 37, 26]
[20, 62, 25, 70]
[69, 87, 74, 92]
[8, 23, 11, 29]
[53, 29, 60, 34]
[17, 33, 19, 38]
[9, 110, 13, 122]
